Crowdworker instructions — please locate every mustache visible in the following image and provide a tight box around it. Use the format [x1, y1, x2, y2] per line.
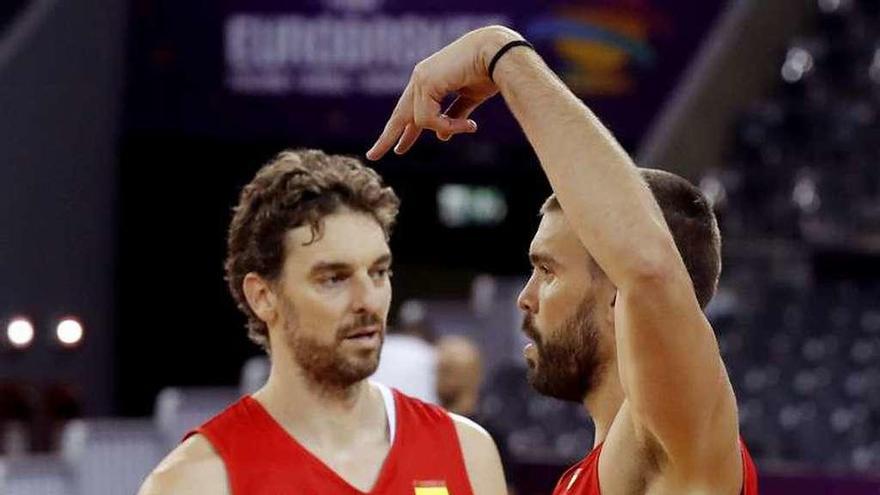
[521, 314, 541, 344]
[336, 313, 384, 338]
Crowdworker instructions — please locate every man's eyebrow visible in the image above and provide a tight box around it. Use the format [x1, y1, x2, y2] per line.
[310, 254, 392, 274]
[372, 253, 392, 266]
[309, 261, 352, 273]
[529, 252, 557, 267]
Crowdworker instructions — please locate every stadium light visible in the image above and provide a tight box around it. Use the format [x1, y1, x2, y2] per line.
[7, 317, 35, 349]
[56, 317, 84, 348]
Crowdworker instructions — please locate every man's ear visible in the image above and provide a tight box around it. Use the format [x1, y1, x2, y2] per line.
[243, 272, 279, 326]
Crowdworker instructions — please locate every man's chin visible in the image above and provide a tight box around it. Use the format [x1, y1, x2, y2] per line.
[527, 370, 587, 403]
[345, 355, 380, 381]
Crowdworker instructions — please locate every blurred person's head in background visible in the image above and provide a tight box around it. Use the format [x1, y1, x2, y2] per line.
[224, 149, 400, 393]
[518, 169, 721, 403]
[370, 299, 439, 403]
[435, 335, 483, 417]
[394, 299, 436, 343]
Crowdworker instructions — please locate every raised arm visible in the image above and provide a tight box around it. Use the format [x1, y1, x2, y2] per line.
[485, 27, 738, 465]
[367, 25, 739, 470]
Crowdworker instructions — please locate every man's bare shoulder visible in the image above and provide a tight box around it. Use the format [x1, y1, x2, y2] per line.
[449, 413, 507, 495]
[601, 400, 743, 495]
[138, 434, 229, 495]
[449, 413, 494, 451]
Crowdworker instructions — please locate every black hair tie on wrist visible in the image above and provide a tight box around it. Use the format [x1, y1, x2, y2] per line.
[488, 39, 535, 82]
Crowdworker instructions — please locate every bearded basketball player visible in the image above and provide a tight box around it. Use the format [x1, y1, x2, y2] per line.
[138, 150, 507, 494]
[367, 25, 759, 495]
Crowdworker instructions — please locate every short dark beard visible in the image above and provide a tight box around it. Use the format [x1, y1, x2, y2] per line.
[522, 295, 604, 403]
[281, 301, 384, 393]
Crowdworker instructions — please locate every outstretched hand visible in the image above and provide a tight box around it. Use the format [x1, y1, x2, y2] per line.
[365, 27, 518, 160]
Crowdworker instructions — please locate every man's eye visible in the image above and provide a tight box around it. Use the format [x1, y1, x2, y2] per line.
[539, 265, 552, 275]
[321, 274, 347, 286]
[372, 268, 393, 280]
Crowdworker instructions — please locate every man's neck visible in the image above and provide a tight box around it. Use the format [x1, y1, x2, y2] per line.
[582, 364, 625, 449]
[252, 356, 387, 449]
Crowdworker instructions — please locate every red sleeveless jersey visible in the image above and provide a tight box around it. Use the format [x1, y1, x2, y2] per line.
[552, 437, 759, 495]
[185, 390, 474, 495]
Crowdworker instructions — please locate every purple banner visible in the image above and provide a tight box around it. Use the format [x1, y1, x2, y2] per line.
[126, 0, 726, 146]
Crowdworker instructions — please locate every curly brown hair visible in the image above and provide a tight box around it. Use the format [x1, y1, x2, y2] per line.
[224, 149, 400, 351]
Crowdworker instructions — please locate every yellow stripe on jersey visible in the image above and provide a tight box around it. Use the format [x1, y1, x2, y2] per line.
[414, 486, 450, 495]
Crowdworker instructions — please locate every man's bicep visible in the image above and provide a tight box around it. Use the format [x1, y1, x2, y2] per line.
[450, 413, 508, 495]
[615, 275, 738, 461]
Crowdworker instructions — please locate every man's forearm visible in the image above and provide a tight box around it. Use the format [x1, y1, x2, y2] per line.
[485, 28, 681, 285]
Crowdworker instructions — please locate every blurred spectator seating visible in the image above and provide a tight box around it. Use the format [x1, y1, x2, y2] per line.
[154, 386, 241, 449]
[61, 418, 163, 495]
[0, 454, 71, 495]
